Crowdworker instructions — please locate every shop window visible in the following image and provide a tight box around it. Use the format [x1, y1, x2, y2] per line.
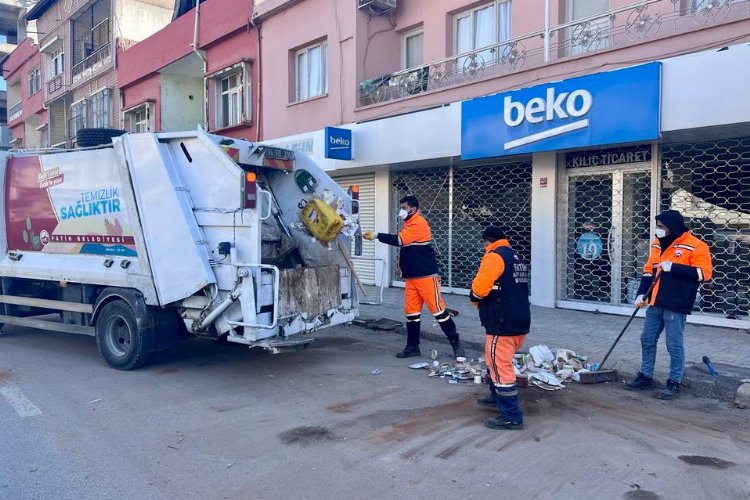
[29, 67, 41, 96]
[294, 41, 328, 101]
[124, 102, 154, 133]
[454, 0, 512, 64]
[402, 27, 423, 69]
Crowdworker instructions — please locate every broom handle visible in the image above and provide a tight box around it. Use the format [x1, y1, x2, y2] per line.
[599, 270, 662, 370]
[337, 240, 367, 297]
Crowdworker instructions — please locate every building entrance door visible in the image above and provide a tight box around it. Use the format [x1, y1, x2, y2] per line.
[559, 167, 653, 306]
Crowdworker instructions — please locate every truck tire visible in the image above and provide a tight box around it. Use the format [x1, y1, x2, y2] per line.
[76, 128, 127, 148]
[95, 300, 151, 370]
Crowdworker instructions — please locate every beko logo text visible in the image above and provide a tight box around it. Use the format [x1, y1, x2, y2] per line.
[329, 136, 350, 149]
[502, 87, 593, 150]
[504, 88, 593, 126]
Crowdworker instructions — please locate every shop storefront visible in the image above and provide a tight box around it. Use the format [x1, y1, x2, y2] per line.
[265, 43, 750, 328]
[389, 158, 532, 293]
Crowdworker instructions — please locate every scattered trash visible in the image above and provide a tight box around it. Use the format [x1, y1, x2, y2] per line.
[371, 368, 381, 375]
[87, 398, 102, 404]
[225, 461, 236, 469]
[514, 345, 598, 390]
[408, 343, 597, 391]
[529, 345, 555, 366]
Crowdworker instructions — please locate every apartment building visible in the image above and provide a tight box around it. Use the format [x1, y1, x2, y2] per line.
[254, 0, 750, 328]
[3, 37, 45, 148]
[117, 0, 258, 139]
[24, 0, 174, 146]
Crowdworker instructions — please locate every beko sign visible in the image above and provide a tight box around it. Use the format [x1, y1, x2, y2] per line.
[461, 62, 661, 159]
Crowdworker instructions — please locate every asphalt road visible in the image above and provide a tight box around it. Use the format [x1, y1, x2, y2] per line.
[1, 323, 749, 500]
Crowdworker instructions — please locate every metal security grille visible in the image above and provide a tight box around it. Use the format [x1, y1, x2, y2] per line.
[333, 173, 377, 284]
[390, 160, 532, 291]
[661, 137, 750, 321]
[558, 146, 653, 306]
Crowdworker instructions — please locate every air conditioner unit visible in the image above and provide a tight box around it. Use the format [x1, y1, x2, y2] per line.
[357, 0, 397, 15]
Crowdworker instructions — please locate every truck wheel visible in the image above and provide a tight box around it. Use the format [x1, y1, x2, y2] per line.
[76, 128, 127, 148]
[95, 300, 151, 370]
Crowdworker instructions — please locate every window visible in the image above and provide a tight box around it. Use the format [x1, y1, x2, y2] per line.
[211, 63, 251, 129]
[567, 0, 609, 55]
[295, 41, 328, 101]
[50, 49, 65, 78]
[29, 68, 41, 95]
[219, 73, 242, 128]
[455, 1, 511, 64]
[402, 28, 424, 69]
[90, 89, 110, 128]
[124, 103, 154, 133]
[70, 99, 87, 137]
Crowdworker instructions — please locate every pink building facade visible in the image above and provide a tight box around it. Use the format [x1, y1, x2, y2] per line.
[255, 0, 750, 329]
[3, 37, 47, 148]
[118, 0, 259, 140]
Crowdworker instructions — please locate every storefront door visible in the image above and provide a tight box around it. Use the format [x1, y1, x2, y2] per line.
[559, 166, 653, 307]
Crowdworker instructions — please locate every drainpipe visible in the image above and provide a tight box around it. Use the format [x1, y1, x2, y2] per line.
[544, 0, 550, 63]
[191, 0, 208, 130]
[250, 16, 262, 142]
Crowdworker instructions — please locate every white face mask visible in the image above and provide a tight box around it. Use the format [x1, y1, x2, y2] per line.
[398, 209, 409, 220]
[655, 228, 667, 239]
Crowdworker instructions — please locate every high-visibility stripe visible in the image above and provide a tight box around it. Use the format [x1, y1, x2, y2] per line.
[402, 241, 433, 247]
[433, 276, 441, 313]
[697, 268, 704, 282]
[490, 336, 499, 385]
[674, 244, 695, 251]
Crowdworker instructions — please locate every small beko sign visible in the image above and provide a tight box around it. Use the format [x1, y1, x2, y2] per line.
[460, 62, 661, 159]
[325, 126, 353, 160]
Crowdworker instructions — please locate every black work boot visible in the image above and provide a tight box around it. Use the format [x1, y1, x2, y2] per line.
[656, 379, 681, 400]
[396, 345, 421, 358]
[485, 416, 524, 431]
[448, 335, 466, 361]
[397, 320, 421, 358]
[477, 376, 498, 408]
[476, 395, 497, 408]
[623, 372, 654, 391]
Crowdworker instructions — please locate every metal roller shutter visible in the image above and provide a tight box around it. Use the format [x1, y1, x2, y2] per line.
[333, 173, 377, 284]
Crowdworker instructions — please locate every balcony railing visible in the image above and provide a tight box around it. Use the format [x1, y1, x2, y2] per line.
[47, 75, 64, 95]
[359, 0, 750, 105]
[72, 42, 112, 81]
[8, 102, 22, 122]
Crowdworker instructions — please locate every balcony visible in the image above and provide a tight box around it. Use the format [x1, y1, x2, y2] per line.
[72, 42, 112, 84]
[8, 102, 22, 123]
[359, 0, 750, 106]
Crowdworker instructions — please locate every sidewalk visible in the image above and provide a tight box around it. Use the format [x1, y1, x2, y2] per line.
[357, 286, 750, 401]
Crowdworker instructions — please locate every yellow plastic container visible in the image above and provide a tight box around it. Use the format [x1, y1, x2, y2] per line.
[300, 198, 344, 243]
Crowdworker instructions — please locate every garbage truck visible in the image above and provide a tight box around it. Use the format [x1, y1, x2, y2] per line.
[0, 130, 361, 369]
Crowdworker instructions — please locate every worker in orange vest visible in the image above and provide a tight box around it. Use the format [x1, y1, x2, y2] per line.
[471, 227, 530, 430]
[624, 210, 712, 399]
[363, 196, 465, 360]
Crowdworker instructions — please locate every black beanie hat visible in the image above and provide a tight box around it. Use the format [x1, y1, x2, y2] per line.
[481, 226, 507, 242]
